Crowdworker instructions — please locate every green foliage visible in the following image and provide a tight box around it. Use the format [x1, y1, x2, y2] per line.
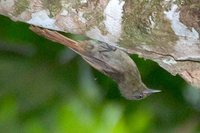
[0, 15, 200, 133]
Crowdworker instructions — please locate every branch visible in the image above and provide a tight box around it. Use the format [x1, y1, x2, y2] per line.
[0, 0, 200, 88]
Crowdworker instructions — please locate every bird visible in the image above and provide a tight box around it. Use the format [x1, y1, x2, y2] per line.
[30, 26, 161, 100]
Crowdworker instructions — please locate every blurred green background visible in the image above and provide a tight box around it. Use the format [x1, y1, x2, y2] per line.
[0, 15, 200, 133]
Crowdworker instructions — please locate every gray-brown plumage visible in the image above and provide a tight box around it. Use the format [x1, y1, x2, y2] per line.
[30, 26, 160, 100]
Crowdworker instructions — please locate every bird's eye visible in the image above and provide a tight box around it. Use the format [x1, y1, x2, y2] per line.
[135, 94, 144, 100]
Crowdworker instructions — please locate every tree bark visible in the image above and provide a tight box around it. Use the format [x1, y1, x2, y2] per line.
[0, 0, 200, 88]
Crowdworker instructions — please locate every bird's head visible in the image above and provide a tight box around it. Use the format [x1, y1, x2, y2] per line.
[121, 87, 161, 100]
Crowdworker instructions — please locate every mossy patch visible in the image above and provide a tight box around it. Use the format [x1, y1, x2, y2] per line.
[14, 0, 29, 16]
[83, 10, 107, 34]
[43, 0, 62, 17]
[120, 0, 177, 47]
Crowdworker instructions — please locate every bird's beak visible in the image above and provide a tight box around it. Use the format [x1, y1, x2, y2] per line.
[143, 89, 161, 94]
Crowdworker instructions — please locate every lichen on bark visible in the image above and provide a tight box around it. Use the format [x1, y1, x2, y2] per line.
[0, 0, 200, 88]
[14, 0, 29, 16]
[120, 0, 177, 48]
[43, 0, 62, 17]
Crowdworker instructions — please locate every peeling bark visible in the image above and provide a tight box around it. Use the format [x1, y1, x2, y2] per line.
[0, 0, 200, 88]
